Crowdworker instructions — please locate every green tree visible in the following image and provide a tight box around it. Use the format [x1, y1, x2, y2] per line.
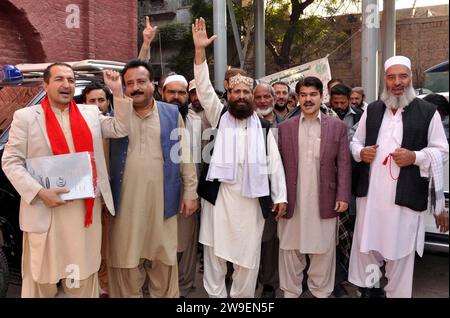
[165, 0, 359, 76]
[165, 0, 214, 80]
[262, 0, 359, 70]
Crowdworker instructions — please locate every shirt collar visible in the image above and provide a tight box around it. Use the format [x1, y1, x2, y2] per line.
[300, 109, 321, 123]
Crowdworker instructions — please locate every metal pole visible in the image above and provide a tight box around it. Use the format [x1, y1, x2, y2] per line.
[226, 0, 244, 68]
[380, 0, 396, 91]
[213, 0, 227, 91]
[254, 0, 265, 78]
[159, 32, 164, 76]
[361, 0, 379, 103]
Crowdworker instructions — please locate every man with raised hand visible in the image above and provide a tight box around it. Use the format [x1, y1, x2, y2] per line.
[2, 63, 132, 297]
[192, 17, 287, 298]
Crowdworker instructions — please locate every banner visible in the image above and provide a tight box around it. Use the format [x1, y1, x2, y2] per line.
[257, 56, 332, 102]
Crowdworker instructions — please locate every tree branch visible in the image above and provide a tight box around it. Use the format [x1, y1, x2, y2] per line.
[265, 39, 282, 67]
[278, 0, 315, 68]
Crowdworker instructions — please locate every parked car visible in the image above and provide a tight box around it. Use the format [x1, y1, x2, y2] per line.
[0, 60, 124, 297]
[418, 91, 449, 253]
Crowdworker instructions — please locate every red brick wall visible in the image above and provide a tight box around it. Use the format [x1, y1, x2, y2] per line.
[330, 15, 449, 88]
[0, 9, 30, 66]
[0, 0, 137, 66]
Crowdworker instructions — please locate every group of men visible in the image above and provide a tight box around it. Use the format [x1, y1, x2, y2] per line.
[1, 17, 448, 299]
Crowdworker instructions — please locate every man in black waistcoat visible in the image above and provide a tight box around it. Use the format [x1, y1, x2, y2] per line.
[348, 55, 448, 298]
[192, 17, 288, 298]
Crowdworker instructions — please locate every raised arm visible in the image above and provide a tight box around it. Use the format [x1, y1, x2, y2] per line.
[138, 16, 158, 62]
[192, 17, 223, 128]
[100, 70, 132, 138]
[193, 17, 217, 65]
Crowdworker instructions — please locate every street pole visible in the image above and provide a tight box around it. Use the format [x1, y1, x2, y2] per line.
[213, 0, 227, 91]
[380, 0, 396, 91]
[254, 0, 265, 78]
[361, 0, 380, 103]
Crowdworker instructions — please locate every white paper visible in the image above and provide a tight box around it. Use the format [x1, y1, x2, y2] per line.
[26, 151, 95, 201]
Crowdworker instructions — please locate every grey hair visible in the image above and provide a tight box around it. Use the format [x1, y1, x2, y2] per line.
[253, 82, 275, 97]
[351, 87, 365, 97]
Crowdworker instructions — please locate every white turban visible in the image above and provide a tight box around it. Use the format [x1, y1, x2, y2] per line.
[163, 74, 188, 88]
[384, 56, 411, 71]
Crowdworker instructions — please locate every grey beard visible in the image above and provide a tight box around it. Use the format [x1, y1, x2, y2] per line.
[380, 84, 416, 110]
[256, 105, 274, 117]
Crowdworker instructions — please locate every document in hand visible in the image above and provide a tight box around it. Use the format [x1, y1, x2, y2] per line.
[26, 151, 95, 201]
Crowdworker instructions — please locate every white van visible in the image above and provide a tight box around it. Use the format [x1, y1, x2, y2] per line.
[418, 92, 449, 253]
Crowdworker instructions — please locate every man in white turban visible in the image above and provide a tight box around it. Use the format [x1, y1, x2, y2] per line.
[348, 55, 448, 297]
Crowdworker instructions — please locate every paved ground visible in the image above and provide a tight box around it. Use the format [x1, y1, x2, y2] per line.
[5, 250, 448, 298]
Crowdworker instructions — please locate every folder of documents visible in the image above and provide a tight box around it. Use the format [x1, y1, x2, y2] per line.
[26, 151, 95, 201]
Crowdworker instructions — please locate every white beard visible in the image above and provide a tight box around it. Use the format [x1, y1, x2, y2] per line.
[380, 83, 416, 110]
[256, 105, 274, 117]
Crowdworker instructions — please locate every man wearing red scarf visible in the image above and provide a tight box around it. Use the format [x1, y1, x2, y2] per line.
[2, 63, 132, 297]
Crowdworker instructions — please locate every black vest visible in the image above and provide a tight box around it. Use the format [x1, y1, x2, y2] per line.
[354, 98, 437, 211]
[197, 108, 273, 218]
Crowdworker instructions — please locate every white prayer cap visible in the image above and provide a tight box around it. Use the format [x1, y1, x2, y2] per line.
[384, 56, 411, 71]
[188, 79, 196, 92]
[163, 74, 188, 88]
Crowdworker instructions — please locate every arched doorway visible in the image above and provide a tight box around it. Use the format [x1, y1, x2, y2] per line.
[0, 0, 46, 66]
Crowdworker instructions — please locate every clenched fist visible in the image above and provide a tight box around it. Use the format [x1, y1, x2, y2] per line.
[103, 70, 124, 98]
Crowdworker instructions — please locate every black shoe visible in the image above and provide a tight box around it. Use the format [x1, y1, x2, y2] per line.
[332, 283, 350, 298]
[358, 287, 386, 298]
[261, 285, 275, 298]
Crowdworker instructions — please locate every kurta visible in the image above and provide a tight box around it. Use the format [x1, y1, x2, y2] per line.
[351, 109, 448, 260]
[199, 126, 286, 269]
[278, 112, 336, 253]
[178, 111, 202, 253]
[23, 106, 102, 284]
[194, 60, 287, 270]
[108, 102, 198, 268]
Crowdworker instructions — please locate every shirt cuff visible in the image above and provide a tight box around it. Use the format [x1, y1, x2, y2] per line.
[414, 151, 430, 178]
[414, 151, 426, 166]
[352, 145, 364, 162]
[183, 191, 198, 201]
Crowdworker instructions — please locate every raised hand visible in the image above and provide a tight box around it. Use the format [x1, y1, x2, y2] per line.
[192, 17, 217, 49]
[103, 70, 123, 98]
[143, 16, 158, 46]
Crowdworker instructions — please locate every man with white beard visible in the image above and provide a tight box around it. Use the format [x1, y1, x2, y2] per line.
[254, 83, 284, 128]
[348, 56, 449, 298]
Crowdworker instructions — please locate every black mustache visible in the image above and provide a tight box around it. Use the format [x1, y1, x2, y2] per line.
[131, 91, 144, 96]
[304, 103, 314, 106]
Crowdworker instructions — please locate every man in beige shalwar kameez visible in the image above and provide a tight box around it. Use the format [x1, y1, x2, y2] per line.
[107, 59, 198, 298]
[2, 63, 132, 298]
